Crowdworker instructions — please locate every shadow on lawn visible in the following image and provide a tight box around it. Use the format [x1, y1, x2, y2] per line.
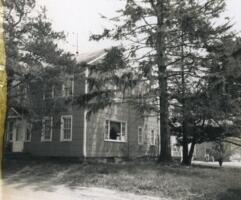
[2, 159, 137, 192]
[217, 188, 241, 200]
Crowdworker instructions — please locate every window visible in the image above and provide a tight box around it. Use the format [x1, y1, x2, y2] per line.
[60, 115, 72, 141]
[43, 85, 54, 99]
[23, 84, 29, 100]
[172, 145, 181, 157]
[150, 130, 155, 145]
[104, 120, 127, 142]
[41, 117, 53, 142]
[7, 121, 14, 142]
[16, 125, 22, 141]
[138, 127, 143, 145]
[62, 78, 74, 97]
[25, 125, 32, 142]
[137, 93, 145, 105]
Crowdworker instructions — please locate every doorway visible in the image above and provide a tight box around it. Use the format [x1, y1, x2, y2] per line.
[12, 122, 24, 152]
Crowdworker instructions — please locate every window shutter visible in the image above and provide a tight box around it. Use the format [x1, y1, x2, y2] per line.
[41, 118, 45, 140]
[138, 127, 143, 144]
[105, 120, 109, 140]
[60, 116, 63, 140]
[62, 84, 65, 97]
[121, 122, 126, 141]
[71, 79, 74, 96]
[50, 117, 53, 141]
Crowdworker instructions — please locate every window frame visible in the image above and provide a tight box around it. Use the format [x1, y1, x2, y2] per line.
[41, 116, 53, 142]
[138, 126, 143, 145]
[15, 125, 22, 141]
[7, 120, 14, 142]
[60, 115, 73, 142]
[62, 77, 74, 97]
[104, 119, 127, 143]
[25, 124, 32, 142]
[43, 85, 55, 100]
[150, 129, 155, 146]
[171, 145, 182, 157]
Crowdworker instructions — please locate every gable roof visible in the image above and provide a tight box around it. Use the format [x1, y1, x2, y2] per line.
[8, 106, 29, 119]
[76, 49, 106, 64]
[8, 107, 21, 119]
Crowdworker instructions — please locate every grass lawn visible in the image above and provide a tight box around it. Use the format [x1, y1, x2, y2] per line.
[2, 159, 241, 200]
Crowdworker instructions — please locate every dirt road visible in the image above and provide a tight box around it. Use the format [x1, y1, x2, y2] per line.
[1, 181, 167, 200]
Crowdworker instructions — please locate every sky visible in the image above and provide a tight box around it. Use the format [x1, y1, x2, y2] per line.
[37, 0, 241, 54]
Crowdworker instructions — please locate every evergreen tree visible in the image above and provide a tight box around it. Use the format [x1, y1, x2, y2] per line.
[168, 1, 233, 165]
[3, 0, 78, 120]
[170, 36, 241, 164]
[89, 0, 232, 163]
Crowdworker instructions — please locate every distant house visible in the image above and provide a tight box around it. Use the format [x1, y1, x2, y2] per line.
[195, 142, 216, 161]
[194, 47, 241, 162]
[5, 50, 161, 159]
[195, 140, 241, 162]
[169, 137, 241, 162]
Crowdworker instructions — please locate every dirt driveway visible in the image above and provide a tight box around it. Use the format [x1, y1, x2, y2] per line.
[1, 161, 171, 200]
[1, 181, 167, 200]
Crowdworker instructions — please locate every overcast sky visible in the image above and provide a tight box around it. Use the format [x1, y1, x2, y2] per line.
[37, 0, 241, 54]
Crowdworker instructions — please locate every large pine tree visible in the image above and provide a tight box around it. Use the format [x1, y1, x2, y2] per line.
[89, 0, 232, 163]
[167, 1, 233, 165]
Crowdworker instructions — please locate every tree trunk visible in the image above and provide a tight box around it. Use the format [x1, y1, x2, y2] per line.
[156, 0, 172, 162]
[218, 159, 223, 167]
[187, 140, 196, 165]
[182, 120, 189, 165]
[180, 31, 190, 165]
[182, 139, 196, 165]
[159, 75, 172, 162]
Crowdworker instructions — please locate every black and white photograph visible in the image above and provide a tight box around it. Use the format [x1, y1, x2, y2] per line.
[0, 0, 241, 199]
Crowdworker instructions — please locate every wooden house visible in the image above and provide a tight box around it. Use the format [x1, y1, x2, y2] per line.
[5, 50, 161, 160]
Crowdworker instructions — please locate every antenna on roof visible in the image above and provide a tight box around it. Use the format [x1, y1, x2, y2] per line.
[67, 32, 79, 54]
[76, 32, 79, 55]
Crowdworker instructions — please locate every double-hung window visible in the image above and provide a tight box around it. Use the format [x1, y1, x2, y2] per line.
[138, 127, 143, 145]
[42, 117, 53, 142]
[62, 78, 74, 97]
[172, 145, 181, 157]
[60, 115, 72, 141]
[43, 85, 54, 99]
[104, 120, 127, 142]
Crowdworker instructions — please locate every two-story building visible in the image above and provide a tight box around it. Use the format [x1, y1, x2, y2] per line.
[5, 50, 161, 160]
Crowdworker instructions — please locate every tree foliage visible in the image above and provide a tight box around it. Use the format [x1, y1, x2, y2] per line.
[88, 0, 236, 163]
[3, 0, 78, 120]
